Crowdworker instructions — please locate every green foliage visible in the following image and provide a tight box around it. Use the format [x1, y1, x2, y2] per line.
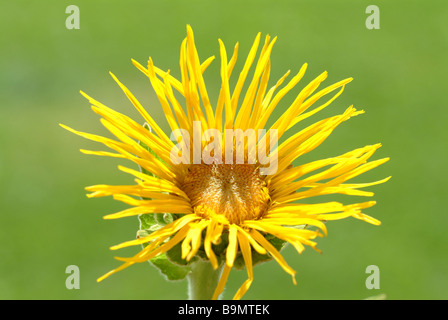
[138, 213, 195, 281]
[136, 124, 196, 280]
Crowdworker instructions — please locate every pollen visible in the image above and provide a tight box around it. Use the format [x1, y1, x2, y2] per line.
[182, 164, 270, 224]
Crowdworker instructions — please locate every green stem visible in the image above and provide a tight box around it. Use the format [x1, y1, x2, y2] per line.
[187, 259, 224, 300]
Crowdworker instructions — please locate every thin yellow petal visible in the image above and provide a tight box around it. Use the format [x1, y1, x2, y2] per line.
[234, 36, 276, 130]
[250, 229, 297, 285]
[231, 32, 261, 115]
[233, 231, 253, 300]
[255, 63, 307, 133]
[204, 220, 219, 269]
[218, 39, 234, 129]
[186, 25, 215, 129]
[116, 222, 192, 263]
[215, 42, 239, 132]
[212, 264, 231, 300]
[108, 73, 173, 148]
[110, 214, 200, 250]
[226, 225, 238, 267]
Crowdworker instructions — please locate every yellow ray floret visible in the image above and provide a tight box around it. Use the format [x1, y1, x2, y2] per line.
[62, 25, 389, 300]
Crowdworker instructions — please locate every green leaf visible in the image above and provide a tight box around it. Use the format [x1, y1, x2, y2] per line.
[166, 241, 198, 266]
[138, 214, 193, 281]
[149, 253, 192, 281]
[138, 213, 157, 230]
[134, 123, 193, 281]
[155, 212, 174, 225]
[139, 226, 193, 281]
[138, 122, 165, 177]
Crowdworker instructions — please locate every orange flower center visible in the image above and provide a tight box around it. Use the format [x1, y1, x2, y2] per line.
[182, 164, 270, 224]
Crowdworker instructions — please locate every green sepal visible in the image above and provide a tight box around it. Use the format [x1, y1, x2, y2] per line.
[138, 214, 193, 281]
[138, 212, 157, 230]
[136, 124, 193, 280]
[138, 122, 165, 177]
[165, 241, 198, 266]
[155, 212, 174, 225]
[148, 252, 192, 281]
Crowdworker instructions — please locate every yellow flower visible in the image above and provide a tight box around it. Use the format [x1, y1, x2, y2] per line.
[61, 25, 389, 300]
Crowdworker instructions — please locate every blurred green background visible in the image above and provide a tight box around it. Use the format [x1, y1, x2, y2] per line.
[1, 0, 447, 300]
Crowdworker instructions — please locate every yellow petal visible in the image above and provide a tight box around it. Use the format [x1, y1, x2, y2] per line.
[212, 264, 231, 300]
[225, 225, 239, 267]
[233, 231, 254, 300]
[250, 229, 297, 285]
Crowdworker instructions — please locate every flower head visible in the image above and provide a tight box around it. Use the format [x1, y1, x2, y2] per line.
[61, 25, 389, 299]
